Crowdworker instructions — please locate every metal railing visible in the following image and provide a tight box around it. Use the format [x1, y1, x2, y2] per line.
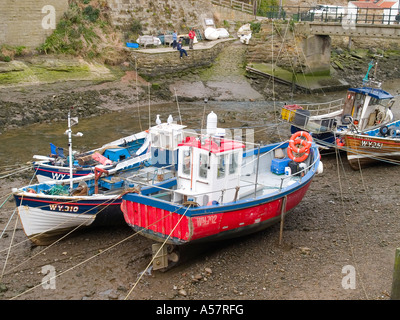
[211, 0, 254, 15]
[285, 6, 400, 25]
[211, 1, 400, 25]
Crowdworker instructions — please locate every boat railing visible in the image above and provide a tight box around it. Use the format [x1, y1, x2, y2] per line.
[280, 98, 344, 133]
[123, 145, 319, 206]
[295, 98, 343, 116]
[124, 164, 176, 185]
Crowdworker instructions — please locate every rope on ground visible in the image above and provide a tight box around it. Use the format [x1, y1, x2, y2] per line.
[0, 166, 32, 179]
[334, 141, 369, 299]
[1, 196, 122, 275]
[124, 204, 192, 300]
[0, 215, 18, 282]
[0, 208, 16, 240]
[8, 204, 183, 300]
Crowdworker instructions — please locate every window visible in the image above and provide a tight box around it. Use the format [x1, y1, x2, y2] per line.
[229, 153, 239, 175]
[182, 149, 191, 176]
[199, 153, 208, 179]
[217, 155, 225, 179]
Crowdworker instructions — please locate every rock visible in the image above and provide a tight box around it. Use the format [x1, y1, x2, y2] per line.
[178, 289, 187, 296]
[205, 267, 212, 274]
[299, 247, 311, 255]
[193, 274, 203, 281]
[0, 283, 8, 293]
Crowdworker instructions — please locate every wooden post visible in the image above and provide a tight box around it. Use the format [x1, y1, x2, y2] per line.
[279, 196, 287, 245]
[391, 248, 400, 299]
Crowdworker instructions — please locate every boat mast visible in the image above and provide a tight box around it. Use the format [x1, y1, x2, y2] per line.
[67, 110, 73, 190]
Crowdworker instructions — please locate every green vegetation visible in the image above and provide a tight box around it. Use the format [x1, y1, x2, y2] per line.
[256, 0, 284, 18]
[0, 59, 117, 86]
[124, 19, 143, 42]
[0, 45, 28, 62]
[250, 22, 261, 34]
[249, 62, 341, 90]
[37, 0, 121, 61]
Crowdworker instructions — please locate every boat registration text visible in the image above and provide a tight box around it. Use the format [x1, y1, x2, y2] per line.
[49, 204, 79, 212]
[361, 140, 383, 149]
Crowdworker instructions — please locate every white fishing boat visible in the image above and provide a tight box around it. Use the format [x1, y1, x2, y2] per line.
[13, 116, 184, 245]
[32, 111, 149, 182]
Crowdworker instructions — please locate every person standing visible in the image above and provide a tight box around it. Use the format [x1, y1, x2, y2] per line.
[172, 30, 178, 49]
[177, 39, 188, 59]
[188, 28, 195, 50]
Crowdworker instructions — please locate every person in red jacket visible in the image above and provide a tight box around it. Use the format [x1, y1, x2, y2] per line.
[188, 28, 195, 49]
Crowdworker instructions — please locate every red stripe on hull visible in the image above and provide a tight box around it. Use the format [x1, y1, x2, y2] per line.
[122, 181, 311, 244]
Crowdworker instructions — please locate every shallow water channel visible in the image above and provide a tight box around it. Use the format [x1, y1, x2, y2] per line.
[2, 79, 399, 171]
[0, 100, 286, 169]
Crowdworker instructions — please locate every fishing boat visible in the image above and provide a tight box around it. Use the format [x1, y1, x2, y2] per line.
[280, 60, 395, 148]
[13, 117, 185, 245]
[342, 119, 400, 170]
[121, 112, 323, 269]
[32, 111, 150, 182]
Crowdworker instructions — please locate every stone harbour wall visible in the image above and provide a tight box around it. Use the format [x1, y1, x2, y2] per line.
[106, 0, 215, 34]
[0, 0, 69, 48]
[129, 38, 235, 78]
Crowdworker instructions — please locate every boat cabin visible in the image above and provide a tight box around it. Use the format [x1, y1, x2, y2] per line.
[148, 119, 186, 169]
[173, 134, 245, 206]
[341, 87, 394, 131]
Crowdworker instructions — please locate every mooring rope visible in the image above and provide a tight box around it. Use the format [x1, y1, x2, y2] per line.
[334, 142, 369, 299]
[0, 215, 18, 282]
[124, 204, 192, 300]
[8, 203, 185, 300]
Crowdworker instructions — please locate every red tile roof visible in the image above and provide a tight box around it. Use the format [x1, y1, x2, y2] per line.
[350, 0, 397, 9]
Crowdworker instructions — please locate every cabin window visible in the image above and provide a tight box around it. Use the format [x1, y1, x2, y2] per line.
[217, 155, 225, 179]
[198, 153, 208, 179]
[229, 153, 239, 174]
[182, 149, 191, 176]
[160, 133, 171, 149]
[152, 133, 159, 147]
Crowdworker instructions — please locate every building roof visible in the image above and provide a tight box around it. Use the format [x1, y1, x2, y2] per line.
[350, 0, 397, 9]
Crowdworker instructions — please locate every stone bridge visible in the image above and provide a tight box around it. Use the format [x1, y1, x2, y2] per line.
[298, 22, 400, 38]
[293, 21, 400, 75]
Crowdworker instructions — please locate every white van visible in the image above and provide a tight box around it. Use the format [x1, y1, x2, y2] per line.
[309, 5, 345, 20]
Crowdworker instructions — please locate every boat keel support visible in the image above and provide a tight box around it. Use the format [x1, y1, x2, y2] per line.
[152, 243, 180, 271]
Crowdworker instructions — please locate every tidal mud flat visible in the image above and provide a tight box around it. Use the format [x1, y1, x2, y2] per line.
[1, 42, 400, 301]
[1, 153, 400, 300]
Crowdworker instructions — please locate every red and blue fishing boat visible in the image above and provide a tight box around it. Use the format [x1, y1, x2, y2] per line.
[121, 112, 323, 268]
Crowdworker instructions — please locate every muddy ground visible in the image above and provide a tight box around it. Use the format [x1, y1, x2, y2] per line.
[1, 41, 400, 303]
[1, 153, 400, 302]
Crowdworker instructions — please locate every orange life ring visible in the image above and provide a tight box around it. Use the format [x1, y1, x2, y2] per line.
[290, 138, 310, 154]
[287, 147, 309, 163]
[289, 131, 312, 154]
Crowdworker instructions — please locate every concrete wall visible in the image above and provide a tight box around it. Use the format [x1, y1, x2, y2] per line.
[0, 0, 68, 48]
[301, 35, 331, 75]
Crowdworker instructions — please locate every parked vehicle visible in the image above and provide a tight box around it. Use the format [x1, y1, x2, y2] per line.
[308, 5, 345, 20]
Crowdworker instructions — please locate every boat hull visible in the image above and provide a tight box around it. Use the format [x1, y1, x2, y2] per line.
[33, 164, 99, 182]
[344, 133, 400, 169]
[121, 180, 312, 245]
[14, 194, 123, 245]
